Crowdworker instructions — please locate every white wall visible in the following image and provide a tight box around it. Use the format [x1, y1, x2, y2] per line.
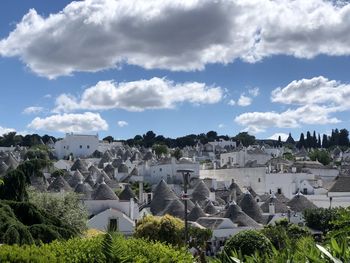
[142, 159, 200, 184]
[87, 208, 135, 235]
[55, 133, 98, 159]
[200, 167, 266, 194]
[220, 150, 271, 167]
[84, 199, 139, 220]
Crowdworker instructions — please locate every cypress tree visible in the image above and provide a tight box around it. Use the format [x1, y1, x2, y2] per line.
[297, 133, 305, 149]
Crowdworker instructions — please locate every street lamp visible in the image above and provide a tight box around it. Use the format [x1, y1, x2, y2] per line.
[177, 169, 194, 246]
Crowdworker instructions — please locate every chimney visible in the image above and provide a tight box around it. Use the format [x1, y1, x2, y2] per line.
[130, 198, 134, 220]
[139, 181, 144, 203]
[269, 202, 275, 215]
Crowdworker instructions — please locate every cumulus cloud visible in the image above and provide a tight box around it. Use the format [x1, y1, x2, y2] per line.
[237, 94, 252, 107]
[22, 106, 44, 114]
[0, 126, 16, 136]
[28, 112, 108, 133]
[228, 99, 236, 106]
[218, 123, 225, 128]
[248, 87, 259, 97]
[268, 133, 289, 141]
[2, 0, 350, 78]
[53, 77, 223, 112]
[235, 76, 346, 133]
[271, 76, 350, 109]
[117, 120, 128, 127]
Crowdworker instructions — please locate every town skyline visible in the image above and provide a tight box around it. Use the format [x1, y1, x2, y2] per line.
[1, 0, 350, 140]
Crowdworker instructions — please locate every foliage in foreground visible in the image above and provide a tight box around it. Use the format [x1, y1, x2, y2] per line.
[0, 200, 77, 245]
[28, 189, 88, 233]
[0, 233, 194, 263]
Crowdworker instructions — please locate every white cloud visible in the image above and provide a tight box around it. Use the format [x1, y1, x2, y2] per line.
[237, 94, 252, 107]
[2, 0, 350, 78]
[22, 106, 44, 114]
[0, 126, 16, 136]
[53, 77, 223, 112]
[218, 123, 225, 128]
[44, 94, 52, 99]
[271, 76, 350, 109]
[268, 133, 289, 141]
[248, 87, 259, 97]
[235, 76, 347, 133]
[117, 120, 128, 127]
[228, 99, 236, 106]
[28, 112, 108, 133]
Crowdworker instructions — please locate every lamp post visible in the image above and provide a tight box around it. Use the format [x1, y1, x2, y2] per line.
[177, 169, 194, 246]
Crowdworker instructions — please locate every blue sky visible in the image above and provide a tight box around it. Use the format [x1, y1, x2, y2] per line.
[1, 0, 350, 140]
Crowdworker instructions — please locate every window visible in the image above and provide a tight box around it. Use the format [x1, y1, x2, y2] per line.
[303, 188, 308, 195]
[159, 168, 162, 172]
[63, 146, 65, 149]
[87, 145, 90, 149]
[108, 218, 118, 232]
[258, 178, 261, 183]
[277, 188, 282, 194]
[80, 145, 82, 149]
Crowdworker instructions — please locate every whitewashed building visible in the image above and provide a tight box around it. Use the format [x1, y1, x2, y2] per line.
[55, 133, 99, 159]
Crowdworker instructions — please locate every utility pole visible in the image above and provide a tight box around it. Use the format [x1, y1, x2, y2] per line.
[177, 169, 194, 246]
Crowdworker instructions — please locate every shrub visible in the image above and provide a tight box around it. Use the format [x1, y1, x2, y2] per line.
[224, 230, 273, 257]
[0, 234, 194, 263]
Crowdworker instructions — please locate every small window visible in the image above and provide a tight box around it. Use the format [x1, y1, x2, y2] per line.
[160, 168, 162, 172]
[258, 178, 261, 183]
[87, 145, 90, 149]
[303, 188, 308, 195]
[80, 145, 82, 149]
[63, 146, 65, 149]
[108, 218, 118, 232]
[277, 188, 282, 194]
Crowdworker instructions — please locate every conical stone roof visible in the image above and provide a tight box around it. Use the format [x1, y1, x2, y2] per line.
[224, 202, 260, 227]
[112, 158, 123, 168]
[150, 180, 178, 215]
[74, 181, 93, 199]
[92, 181, 119, 200]
[119, 184, 137, 201]
[159, 198, 185, 219]
[129, 167, 139, 176]
[88, 165, 101, 176]
[0, 161, 9, 175]
[5, 154, 18, 169]
[287, 192, 317, 212]
[103, 164, 115, 178]
[260, 194, 289, 213]
[84, 173, 96, 187]
[71, 158, 88, 172]
[239, 192, 263, 223]
[47, 175, 72, 192]
[118, 163, 128, 173]
[188, 202, 206, 221]
[68, 170, 85, 188]
[192, 180, 210, 202]
[204, 200, 218, 214]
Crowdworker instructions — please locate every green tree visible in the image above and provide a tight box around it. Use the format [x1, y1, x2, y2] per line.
[303, 208, 339, 233]
[223, 230, 272, 257]
[0, 170, 28, 201]
[152, 144, 168, 158]
[297, 133, 305, 149]
[103, 136, 114, 143]
[234, 132, 256, 147]
[172, 148, 183, 160]
[134, 215, 184, 246]
[28, 190, 88, 234]
[309, 149, 331, 165]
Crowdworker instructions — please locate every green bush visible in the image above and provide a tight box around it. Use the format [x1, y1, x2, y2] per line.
[0, 234, 194, 263]
[224, 230, 273, 257]
[3, 225, 20, 245]
[0, 200, 78, 245]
